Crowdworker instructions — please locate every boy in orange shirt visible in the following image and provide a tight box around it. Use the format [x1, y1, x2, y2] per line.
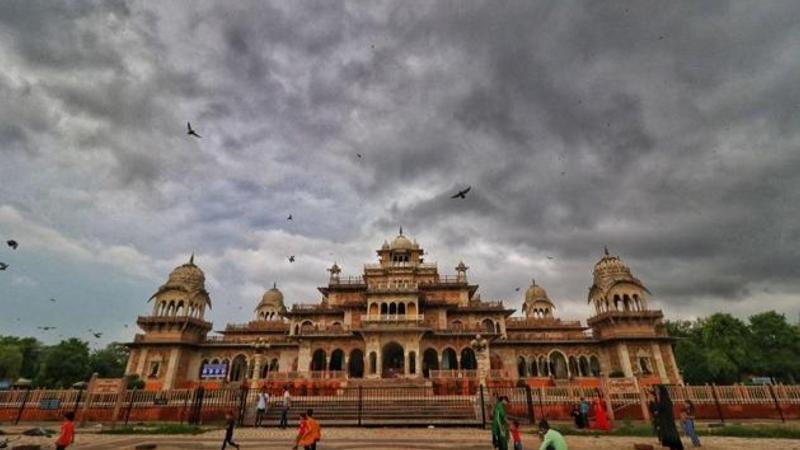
[55, 411, 75, 450]
[510, 418, 523, 450]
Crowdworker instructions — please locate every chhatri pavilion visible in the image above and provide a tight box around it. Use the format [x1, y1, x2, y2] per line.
[125, 231, 681, 391]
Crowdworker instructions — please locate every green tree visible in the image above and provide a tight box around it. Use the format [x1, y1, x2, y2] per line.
[0, 336, 42, 379]
[0, 344, 24, 380]
[90, 342, 130, 378]
[748, 311, 800, 382]
[36, 338, 91, 388]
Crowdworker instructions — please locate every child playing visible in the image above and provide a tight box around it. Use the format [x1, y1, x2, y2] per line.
[510, 418, 523, 450]
[55, 411, 75, 450]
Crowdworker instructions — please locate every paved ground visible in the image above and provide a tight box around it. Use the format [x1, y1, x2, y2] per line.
[4, 427, 800, 450]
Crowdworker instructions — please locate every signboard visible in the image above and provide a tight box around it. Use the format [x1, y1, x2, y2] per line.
[39, 399, 61, 410]
[92, 378, 125, 394]
[606, 378, 638, 393]
[750, 377, 773, 385]
[200, 363, 228, 379]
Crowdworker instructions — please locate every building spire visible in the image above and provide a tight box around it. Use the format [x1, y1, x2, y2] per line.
[189, 253, 195, 264]
[273, 281, 277, 289]
[603, 246, 609, 256]
[399, 226, 403, 236]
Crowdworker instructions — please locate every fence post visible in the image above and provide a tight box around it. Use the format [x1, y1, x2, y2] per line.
[710, 384, 725, 424]
[766, 384, 785, 423]
[124, 388, 136, 426]
[357, 385, 363, 427]
[479, 384, 487, 429]
[538, 387, 546, 419]
[237, 385, 248, 426]
[14, 387, 31, 425]
[180, 390, 190, 425]
[524, 385, 535, 424]
[72, 387, 84, 414]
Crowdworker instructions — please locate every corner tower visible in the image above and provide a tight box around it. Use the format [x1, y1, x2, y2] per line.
[587, 248, 680, 384]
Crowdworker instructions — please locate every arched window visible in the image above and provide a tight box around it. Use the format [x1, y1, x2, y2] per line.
[310, 349, 326, 371]
[407, 303, 417, 316]
[389, 303, 397, 315]
[369, 303, 379, 316]
[529, 358, 539, 376]
[300, 321, 314, 333]
[176, 301, 184, 316]
[568, 356, 579, 378]
[549, 351, 568, 379]
[230, 355, 248, 382]
[398, 303, 406, 315]
[423, 348, 439, 378]
[451, 320, 463, 331]
[613, 295, 621, 310]
[461, 348, 477, 370]
[442, 348, 458, 370]
[490, 352, 503, 370]
[538, 356, 550, 376]
[589, 355, 602, 377]
[517, 356, 527, 378]
[623, 294, 631, 311]
[329, 349, 344, 371]
[495, 322, 501, 334]
[349, 349, 364, 378]
[579, 356, 590, 377]
[369, 352, 377, 374]
[408, 351, 416, 374]
[380, 303, 388, 315]
[633, 294, 641, 311]
[269, 358, 279, 372]
[481, 319, 495, 333]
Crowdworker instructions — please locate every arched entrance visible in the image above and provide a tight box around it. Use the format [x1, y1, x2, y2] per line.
[329, 349, 344, 372]
[310, 349, 326, 371]
[461, 348, 477, 370]
[442, 348, 458, 370]
[381, 342, 404, 378]
[422, 348, 439, 378]
[348, 349, 364, 378]
[230, 355, 248, 382]
[549, 351, 569, 379]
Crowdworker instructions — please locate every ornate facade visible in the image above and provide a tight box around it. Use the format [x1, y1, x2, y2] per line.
[125, 232, 681, 391]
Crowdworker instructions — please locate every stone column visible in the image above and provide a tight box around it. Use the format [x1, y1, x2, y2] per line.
[135, 348, 149, 377]
[163, 347, 182, 390]
[297, 342, 311, 374]
[617, 343, 634, 378]
[416, 351, 423, 378]
[651, 343, 668, 383]
[252, 355, 263, 381]
[404, 350, 409, 376]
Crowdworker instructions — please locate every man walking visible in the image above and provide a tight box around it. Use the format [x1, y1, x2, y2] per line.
[492, 396, 510, 450]
[221, 410, 240, 450]
[255, 389, 269, 427]
[279, 385, 291, 429]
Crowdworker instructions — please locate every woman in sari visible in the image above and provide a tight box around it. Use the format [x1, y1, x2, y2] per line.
[592, 397, 611, 432]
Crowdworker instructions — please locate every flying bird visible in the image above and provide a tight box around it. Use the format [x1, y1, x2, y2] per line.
[0, 262, 8, 271]
[546, 256, 554, 260]
[6, 240, 18, 250]
[92, 332, 103, 339]
[450, 186, 471, 199]
[356, 153, 362, 159]
[515, 287, 521, 292]
[288, 256, 295, 263]
[187, 122, 202, 138]
[287, 214, 293, 221]
[37, 326, 56, 331]
[49, 298, 56, 302]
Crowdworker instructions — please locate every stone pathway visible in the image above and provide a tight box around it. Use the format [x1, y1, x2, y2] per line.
[4, 427, 800, 449]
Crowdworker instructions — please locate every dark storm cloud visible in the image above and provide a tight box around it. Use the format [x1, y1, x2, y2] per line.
[1, 0, 800, 340]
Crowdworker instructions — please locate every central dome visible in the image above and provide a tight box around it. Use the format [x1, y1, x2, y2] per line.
[525, 281, 549, 303]
[259, 284, 285, 308]
[390, 234, 414, 250]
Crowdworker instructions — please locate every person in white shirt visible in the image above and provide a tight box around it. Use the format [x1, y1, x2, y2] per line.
[279, 386, 291, 429]
[255, 389, 269, 427]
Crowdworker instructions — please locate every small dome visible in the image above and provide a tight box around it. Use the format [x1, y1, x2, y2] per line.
[166, 254, 205, 288]
[259, 283, 284, 308]
[525, 280, 549, 303]
[390, 233, 414, 250]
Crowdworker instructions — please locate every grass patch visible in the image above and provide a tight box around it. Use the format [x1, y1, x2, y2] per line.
[100, 424, 206, 435]
[547, 421, 800, 440]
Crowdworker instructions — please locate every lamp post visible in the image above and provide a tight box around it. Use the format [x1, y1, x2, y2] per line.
[470, 334, 489, 386]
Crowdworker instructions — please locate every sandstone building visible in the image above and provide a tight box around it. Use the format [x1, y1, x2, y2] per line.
[125, 231, 681, 391]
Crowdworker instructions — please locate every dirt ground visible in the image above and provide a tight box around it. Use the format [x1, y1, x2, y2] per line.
[5, 426, 800, 449]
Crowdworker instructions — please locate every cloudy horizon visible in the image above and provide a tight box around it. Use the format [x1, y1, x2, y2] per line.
[1, 1, 799, 347]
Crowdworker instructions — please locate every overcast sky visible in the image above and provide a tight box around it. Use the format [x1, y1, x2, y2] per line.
[1, 1, 799, 347]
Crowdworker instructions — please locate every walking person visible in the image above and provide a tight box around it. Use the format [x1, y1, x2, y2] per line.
[578, 397, 590, 429]
[654, 385, 684, 450]
[680, 400, 701, 447]
[255, 389, 269, 427]
[536, 419, 568, 450]
[221, 410, 241, 450]
[279, 385, 291, 429]
[591, 397, 611, 432]
[298, 409, 321, 450]
[292, 412, 308, 450]
[55, 411, 75, 450]
[570, 403, 582, 429]
[491, 395, 510, 450]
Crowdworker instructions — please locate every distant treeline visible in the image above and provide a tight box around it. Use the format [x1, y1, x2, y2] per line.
[0, 337, 128, 388]
[667, 311, 800, 384]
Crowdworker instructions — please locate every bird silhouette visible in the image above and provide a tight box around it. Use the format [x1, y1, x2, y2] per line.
[515, 287, 521, 292]
[37, 326, 56, 331]
[0, 262, 8, 271]
[356, 153, 362, 158]
[450, 186, 471, 199]
[287, 214, 293, 221]
[49, 298, 56, 302]
[6, 240, 18, 250]
[187, 122, 202, 138]
[288, 256, 295, 263]
[92, 332, 103, 339]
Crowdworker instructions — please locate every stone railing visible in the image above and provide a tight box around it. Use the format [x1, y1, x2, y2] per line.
[506, 317, 583, 329]
[328, 276, 366, 286]
[360, 314, 425, 323]
[429, 369, 479, 379]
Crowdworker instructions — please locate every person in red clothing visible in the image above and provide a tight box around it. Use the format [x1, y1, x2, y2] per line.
[292, 412, 308, 450]
[592, 398, 611, 432]
[55, 411, 75, 450]
[510, 418, 523, 450]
